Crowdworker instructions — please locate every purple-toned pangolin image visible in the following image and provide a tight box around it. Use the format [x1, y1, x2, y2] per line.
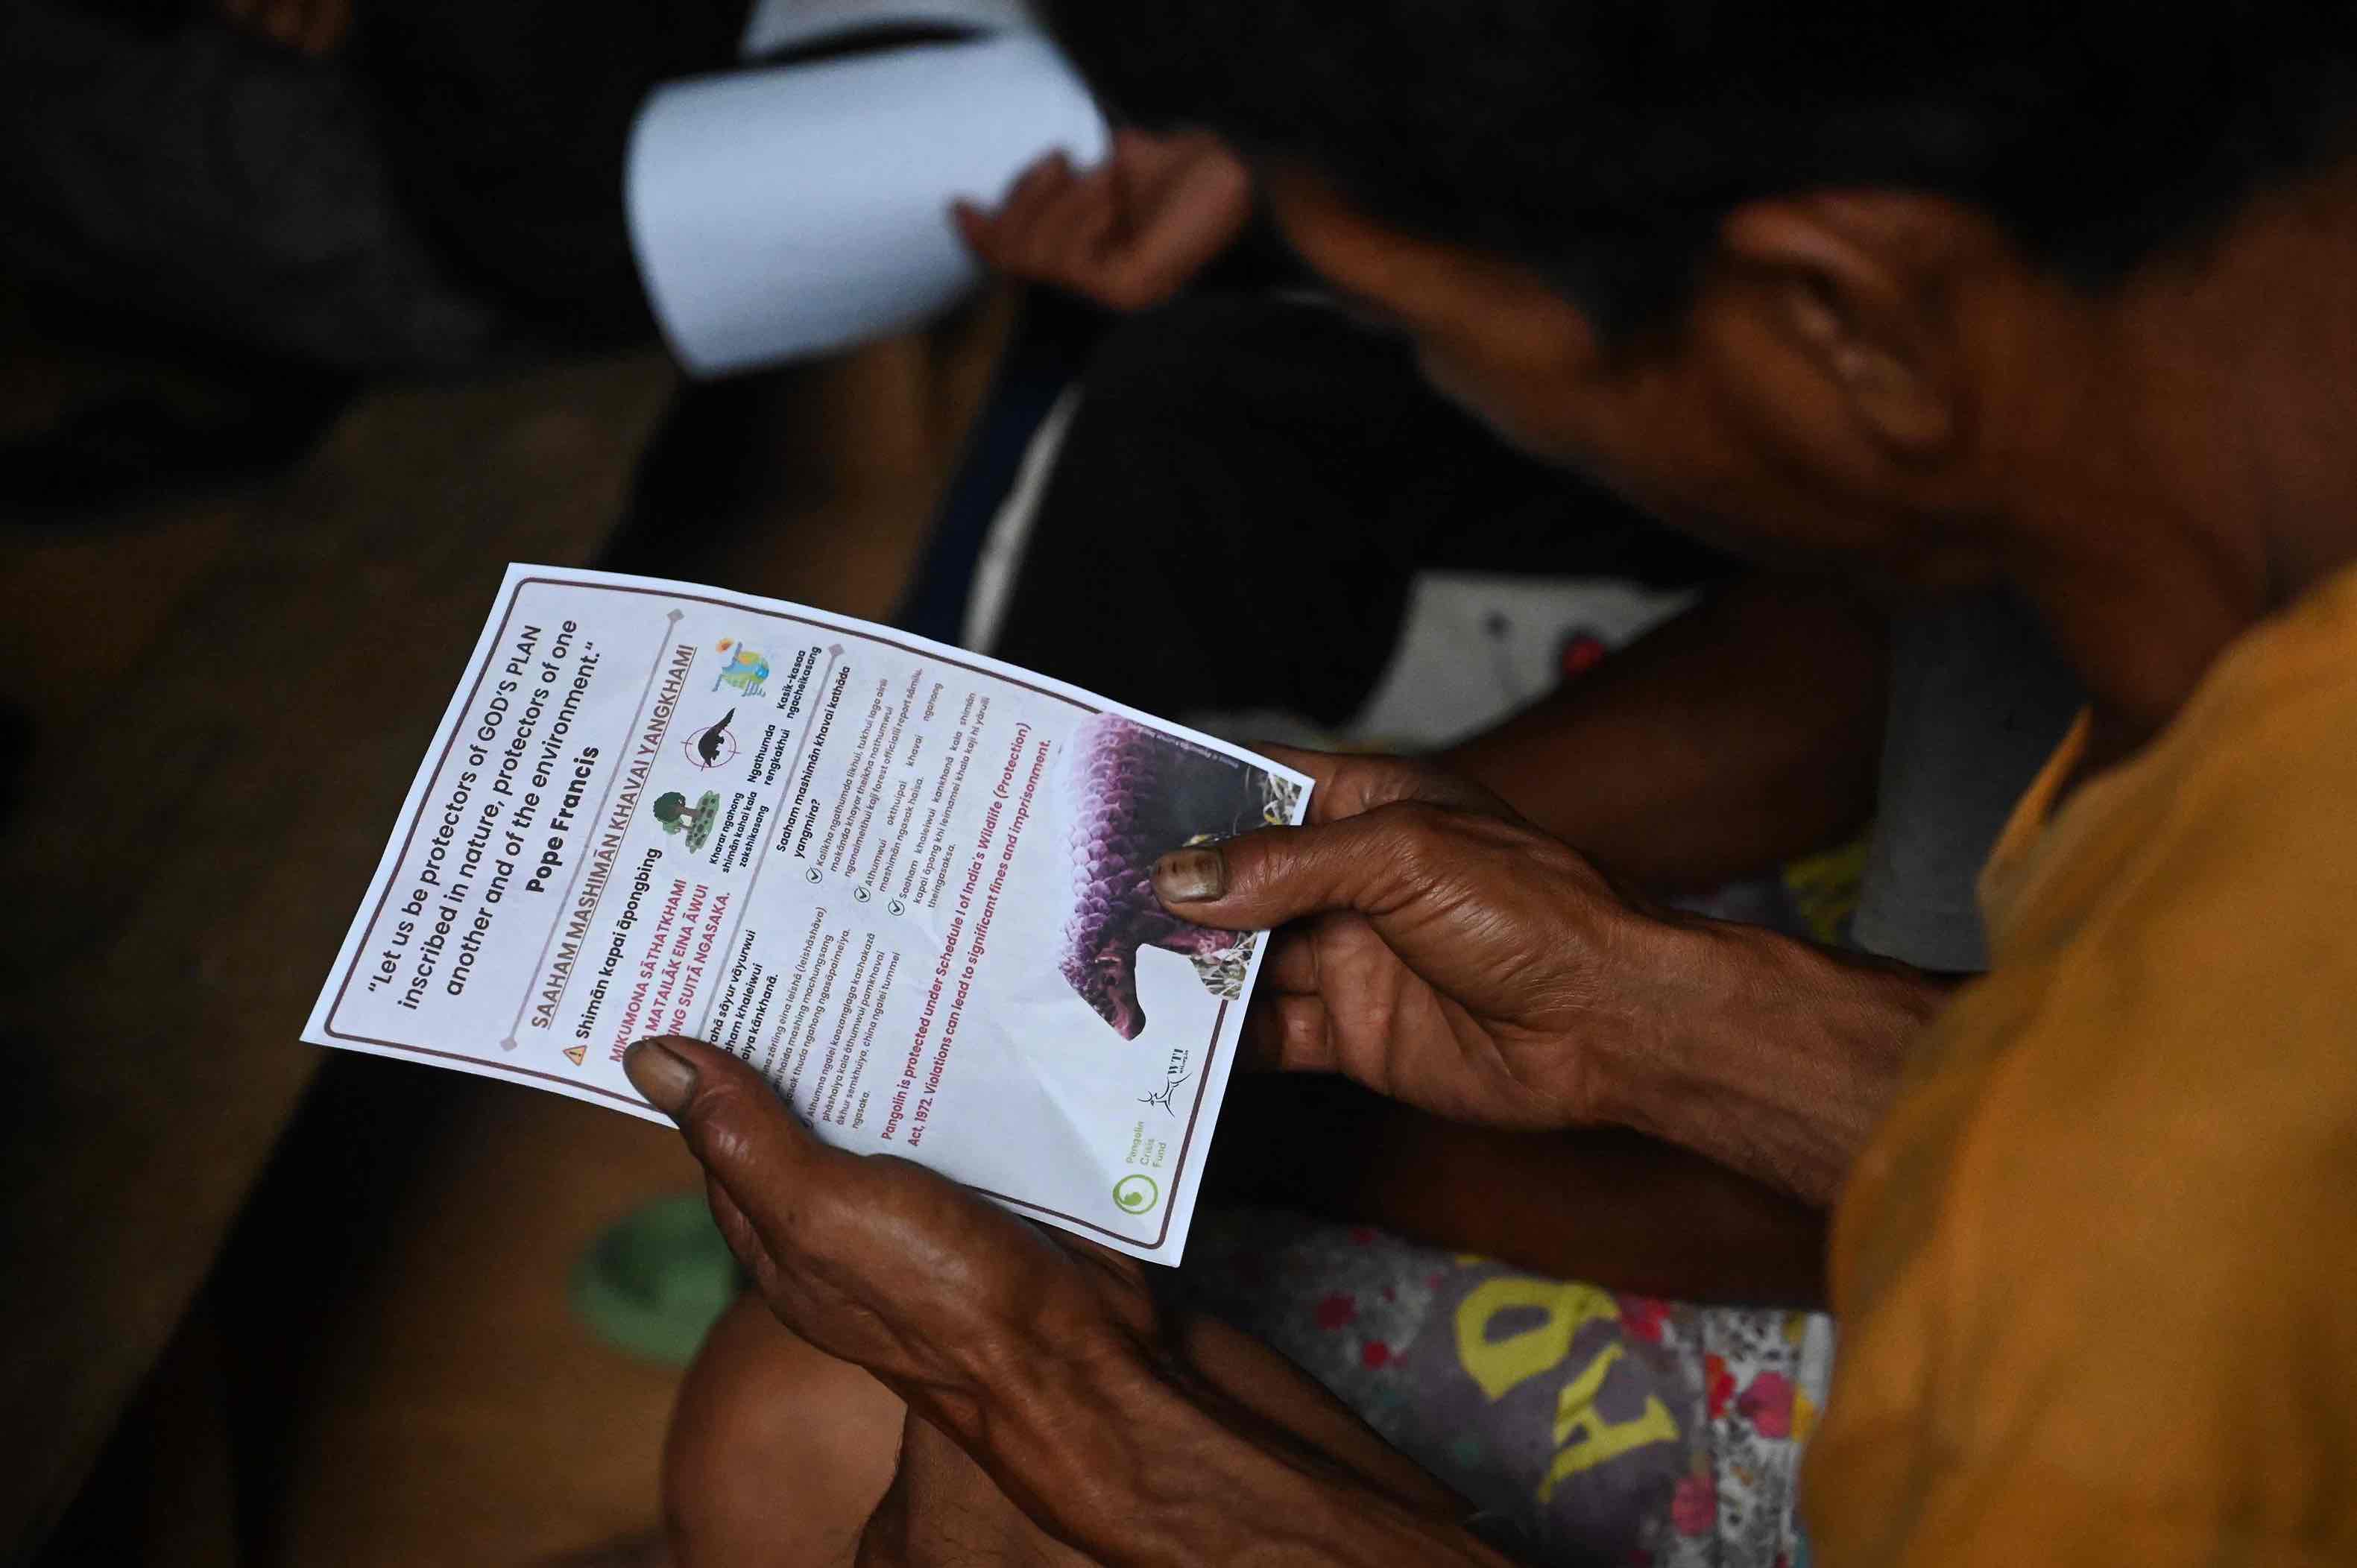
[1053, 713, 1297, 1039]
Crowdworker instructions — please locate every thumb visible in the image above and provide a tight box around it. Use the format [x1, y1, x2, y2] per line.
[1152, 804, 1443, 932]
[625, 1035, 830, 1256]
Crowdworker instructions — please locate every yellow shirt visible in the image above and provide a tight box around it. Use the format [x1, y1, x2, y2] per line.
[1805, 564, 2357, 1566]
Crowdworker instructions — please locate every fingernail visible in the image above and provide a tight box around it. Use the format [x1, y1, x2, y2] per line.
[1154, 847, 1225, 903]
[625, 1038, 697, 1115]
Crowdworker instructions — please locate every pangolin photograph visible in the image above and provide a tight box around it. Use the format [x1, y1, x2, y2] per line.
[1050, 712, 1301, 1040]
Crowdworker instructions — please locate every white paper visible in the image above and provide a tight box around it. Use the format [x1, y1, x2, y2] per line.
[739, 0, 1032, 60]
[626, 34, 1107, 376]
[304, 566, 1308, 1263]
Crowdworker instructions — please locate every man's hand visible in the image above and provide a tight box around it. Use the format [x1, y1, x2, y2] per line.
[1158, 748, 1938, 1205]
[1154, 749, 1685, 1134]
[627, 1035, 1515, 1566]
[952, 130, 1252, 312]
[621, 1035, 1155, 1455]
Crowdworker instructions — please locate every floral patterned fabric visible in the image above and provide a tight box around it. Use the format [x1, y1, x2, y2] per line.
[1183, 1211, 1834, 1568]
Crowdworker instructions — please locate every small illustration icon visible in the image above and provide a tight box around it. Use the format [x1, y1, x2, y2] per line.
[887, 898, 906, 917]
[1138, 1054, 1193, 1116]
[651, 789, 721, 851]
[687, 706, 738, 770]
[1111, 1174, 1161, 1215]
[853, 885, 871, 904]
[804, 866, 821, 883]
[712, 639, 772, 695]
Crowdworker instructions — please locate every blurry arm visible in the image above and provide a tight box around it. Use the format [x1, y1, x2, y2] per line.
[953, 130, 1255, 312]
[1445, 574, 1889, 893]
[1212, 1078, 1834, 1307]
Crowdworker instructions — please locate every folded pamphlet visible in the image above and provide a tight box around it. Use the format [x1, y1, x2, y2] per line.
[305, 566, 1309, 1262]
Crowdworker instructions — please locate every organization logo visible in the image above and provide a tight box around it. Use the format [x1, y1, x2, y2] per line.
[711, 639, 772, 695]
[686, 706, 738, 770]
[1138, 1049, 1192, 1115]
[1111, 1174, 1161, 1215]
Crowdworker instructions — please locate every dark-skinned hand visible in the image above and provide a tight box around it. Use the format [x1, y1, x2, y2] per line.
[1155, 747, 1691, 1132]
[952, 129, 1252, 312]
[623, 1034, 1158, 1470]
[627, 1034, 1510, 1567]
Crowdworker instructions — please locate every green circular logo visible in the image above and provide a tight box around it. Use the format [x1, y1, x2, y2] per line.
[1112, 1174, 1161, 1215]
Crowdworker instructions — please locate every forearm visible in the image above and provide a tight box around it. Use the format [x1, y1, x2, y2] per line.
[1444, 575, 1887, 892]
[951, 1325, 1516, 1568]
[1208, 1077, 1831, 1306]
[1208, 917, 1946, 1294]
[1600, 916, 1952, 1207]
[1344, 1115, 1833, 1308]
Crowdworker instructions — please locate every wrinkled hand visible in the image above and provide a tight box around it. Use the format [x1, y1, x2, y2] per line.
[634, 1034, 1525, 1567]
[1155, 748, 1690, 1131]
[622, 1035, 1157, 1448]
[952, 130, 1252, 311]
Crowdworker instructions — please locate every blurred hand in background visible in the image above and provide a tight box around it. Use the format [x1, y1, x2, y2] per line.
[953, 129, 1253, 312]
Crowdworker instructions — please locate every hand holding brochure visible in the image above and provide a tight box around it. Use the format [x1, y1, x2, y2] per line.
[304, 567, 1309, 1262]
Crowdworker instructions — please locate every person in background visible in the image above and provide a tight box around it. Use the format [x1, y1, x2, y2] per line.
[0, 0, 520, 513]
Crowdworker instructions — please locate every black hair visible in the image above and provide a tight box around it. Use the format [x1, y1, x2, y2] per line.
[1038, 1, 2357, 333]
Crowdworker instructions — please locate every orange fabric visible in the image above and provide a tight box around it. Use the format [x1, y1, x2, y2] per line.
[1804, 564, 2357, 1566]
